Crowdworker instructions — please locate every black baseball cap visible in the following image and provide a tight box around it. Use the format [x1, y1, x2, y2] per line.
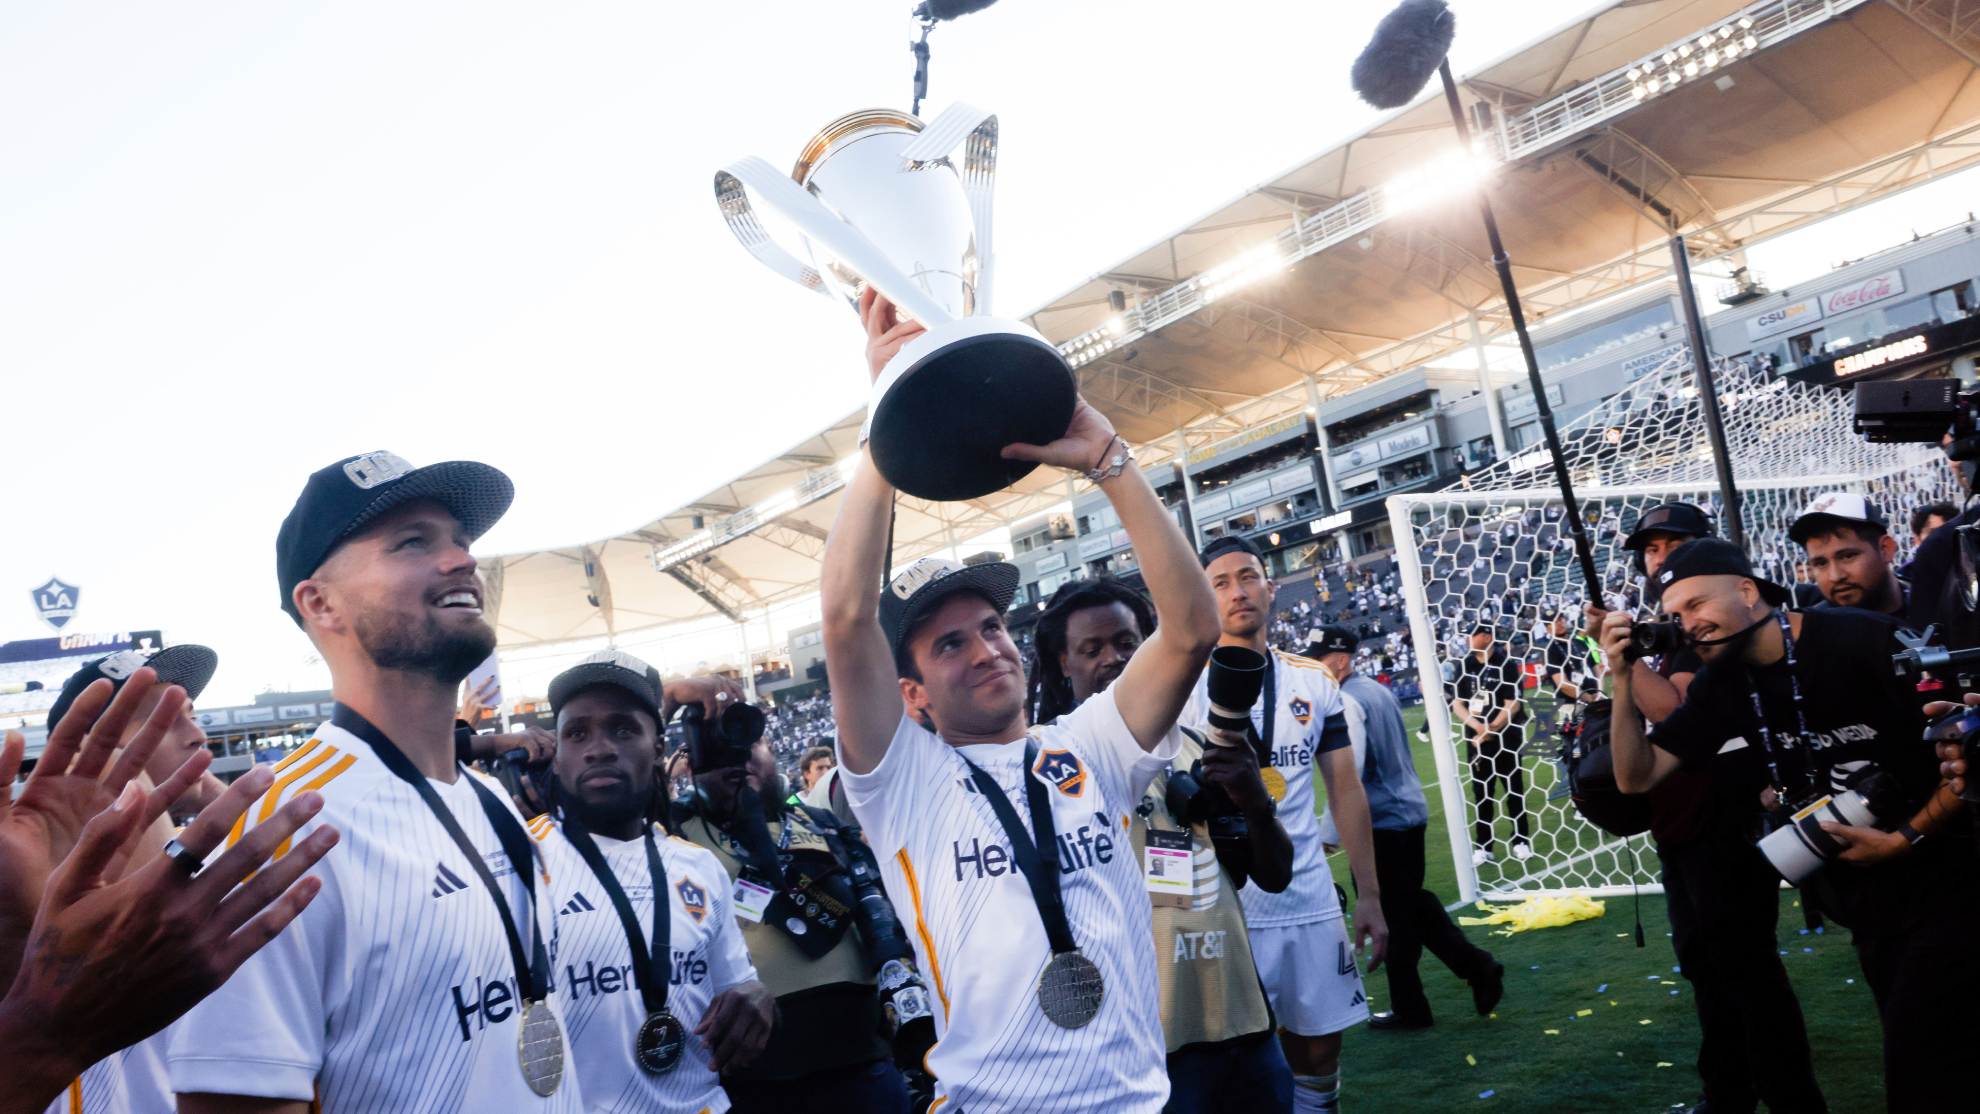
[1199, 534, 1266, 568]
[548, 649, 664, 723]
[276, 451, 514, 625]
[46, 644, 219, 733]
[880, 556, 1020, 662]
[1623, 503, 1714, 551]
[1307, 625, 1357, 655]
[1651, 537, 1793, 607]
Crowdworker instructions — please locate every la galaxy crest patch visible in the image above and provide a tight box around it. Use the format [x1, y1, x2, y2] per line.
[1289, 697, 1313, 726]
[675, 877, 709, 923]
[1035, 750, 1087, 796]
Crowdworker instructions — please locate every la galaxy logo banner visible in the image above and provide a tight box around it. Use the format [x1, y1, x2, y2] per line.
[675, 877, 708, 923]
[1035, 750, 1086, 796]
[1289, 697, 1312, 726]
[31, 577, 79, 632]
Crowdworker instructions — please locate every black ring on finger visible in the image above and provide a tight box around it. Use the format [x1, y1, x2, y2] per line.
[162, 838, 204, 878]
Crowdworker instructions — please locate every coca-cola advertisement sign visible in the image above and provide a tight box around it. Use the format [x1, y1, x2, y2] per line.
[1821, 269, 1906, 316]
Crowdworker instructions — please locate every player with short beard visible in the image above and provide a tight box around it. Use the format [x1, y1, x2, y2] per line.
[528, 650, 774, 1113]
[172, 452, 585, 1114]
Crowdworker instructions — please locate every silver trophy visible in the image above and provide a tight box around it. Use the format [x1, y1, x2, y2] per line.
[715, 102, 1075, 501]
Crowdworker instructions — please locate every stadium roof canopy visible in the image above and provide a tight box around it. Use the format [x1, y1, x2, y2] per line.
[485, 0, 1980, 651]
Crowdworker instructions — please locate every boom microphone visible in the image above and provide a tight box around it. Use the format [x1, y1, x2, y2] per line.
[1350, 0, 1456, 109]
[914, 0, 998, 21]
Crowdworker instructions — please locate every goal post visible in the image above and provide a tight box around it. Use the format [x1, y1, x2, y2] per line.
[1383, 354, 1957, 901]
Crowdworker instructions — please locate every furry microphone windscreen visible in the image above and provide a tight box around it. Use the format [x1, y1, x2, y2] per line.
[915, 0, 999, 21]
[1351, 0, 1457, 110]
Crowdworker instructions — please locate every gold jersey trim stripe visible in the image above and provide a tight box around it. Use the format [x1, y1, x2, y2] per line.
[895, 849, 949, 1020]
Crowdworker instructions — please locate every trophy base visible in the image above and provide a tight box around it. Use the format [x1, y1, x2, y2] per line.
[864, 317, 1077, 502]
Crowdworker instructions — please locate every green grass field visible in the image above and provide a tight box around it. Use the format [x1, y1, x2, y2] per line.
[1326, 704, 1886, 1112]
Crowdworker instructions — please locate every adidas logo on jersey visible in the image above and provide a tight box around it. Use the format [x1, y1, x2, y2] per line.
[560, 893, 596, 915]
[431, 862, 470, 899]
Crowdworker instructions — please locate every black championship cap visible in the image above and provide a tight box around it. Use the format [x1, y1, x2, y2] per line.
[1651, 537, 1793, 607]
[46, 644, 219, 733]
[547, 649, 664, 723]
[1199, 534, 1266, 568]
[1622, 502, 1714, 551]
[880, 556, 1020, 660]
[1307, 625, 1358, 656]
[276, 451, 514, 625]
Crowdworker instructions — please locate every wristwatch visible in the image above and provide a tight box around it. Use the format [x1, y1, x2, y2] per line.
[1248, 796, 1279, 820]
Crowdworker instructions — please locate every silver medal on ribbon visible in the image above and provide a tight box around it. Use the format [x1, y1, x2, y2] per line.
[1037, 950, 1104, 1029]
[635, 1009, 688, 1075]
[517, 999, 566, 1096]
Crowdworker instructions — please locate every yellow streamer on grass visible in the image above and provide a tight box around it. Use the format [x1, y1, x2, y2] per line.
[1458, 893, 1606, 936]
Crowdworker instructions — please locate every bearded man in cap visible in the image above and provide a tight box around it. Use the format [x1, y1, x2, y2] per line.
[1604, 539, 1980, 1114]
[173, 451, 585, 1114]
[1590, 507, 1828, 1114]
[1789, 492, 1911, 624]
[818, 289, 1222, 1114]
[526, 649, 776, 1113]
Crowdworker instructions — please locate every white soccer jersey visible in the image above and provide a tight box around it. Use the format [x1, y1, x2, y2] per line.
[1183, 649, 1348, 928]
[839, 688, 1179, 1114]
[43, 1031, 173, 1114]
[527, 816, 757, 1114]
[167, 722, 585, 1114]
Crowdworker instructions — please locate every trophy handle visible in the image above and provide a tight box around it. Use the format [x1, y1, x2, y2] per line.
[900, 103, 997, 316]
[718, 156, 955, 329]
[715, 169, 829, 296]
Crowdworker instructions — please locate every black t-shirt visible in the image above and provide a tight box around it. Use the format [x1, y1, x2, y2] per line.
[1648, 607, 1980, 933]
[1903, 502, 1978, 637]
[1544, 637, 1601, 696]
[1454, 649, 1526, 728]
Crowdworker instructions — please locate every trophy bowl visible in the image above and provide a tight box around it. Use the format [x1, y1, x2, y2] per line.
[715, 103, 1076, 502]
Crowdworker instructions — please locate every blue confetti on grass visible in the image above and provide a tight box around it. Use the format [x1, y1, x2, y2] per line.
[1671, 990, 1679, 995]
[1803, 948, 1814, 953]
[1597, 984, 1608, 993]
[1480, 1091, 1495, 1099]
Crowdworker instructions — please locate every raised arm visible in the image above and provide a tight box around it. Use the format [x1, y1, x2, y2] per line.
[1004, 405, 1219, 750]
[822, 288, 927, 776]
[1600, 611, 1684, 792]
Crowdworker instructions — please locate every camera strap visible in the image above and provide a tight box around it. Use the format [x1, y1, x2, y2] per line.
[1258, 652, 1276, 765]
[334, 705, 551, 1005]
[1744, 610, 1812, 796]
[561, 815, 670, 1019]
[960, 738, 1080, 956]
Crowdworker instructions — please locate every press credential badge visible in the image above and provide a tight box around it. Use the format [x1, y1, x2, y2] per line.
[732, 878, 772, 923]
[1144, 829, 1193, 908]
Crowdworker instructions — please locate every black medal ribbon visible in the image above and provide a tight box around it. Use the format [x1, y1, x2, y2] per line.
[333, 706, 550, 1002]
[961, 738, 1105, 1027]
[1259, 653, 1276, 764]
[961, 738, 1078, 954]
[561, 814, 686, 1074]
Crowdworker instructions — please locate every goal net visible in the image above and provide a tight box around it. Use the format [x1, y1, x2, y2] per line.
[1387, 353, 1960, 902]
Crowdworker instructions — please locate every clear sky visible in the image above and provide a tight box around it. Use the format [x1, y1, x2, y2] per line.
[6, 1, 1974, 708]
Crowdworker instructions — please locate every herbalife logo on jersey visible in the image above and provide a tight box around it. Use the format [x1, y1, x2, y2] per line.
[431, 862, 470, 899]
[954, 811, 1117, 881]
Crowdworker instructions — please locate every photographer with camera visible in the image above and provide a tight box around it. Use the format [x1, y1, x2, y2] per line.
[1789, 493, 1913, 625]
[1589, 505, 1828, 1114]
[1185, 535, 1387, 1114]
[1604, 539, 1980, 1114]
[531, 649, 775, 1112]
[1030, 576, 1297, 1113]
[671, 688, 928, 1113]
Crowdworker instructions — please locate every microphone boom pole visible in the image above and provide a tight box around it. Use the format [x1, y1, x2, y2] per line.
[1435, 61, 1605, 597]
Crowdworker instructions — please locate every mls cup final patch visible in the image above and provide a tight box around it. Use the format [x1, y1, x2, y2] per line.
[1035, 750, 1087, 797]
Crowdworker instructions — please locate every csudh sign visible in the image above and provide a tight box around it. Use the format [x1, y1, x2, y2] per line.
[1745, 296, 1822, 342]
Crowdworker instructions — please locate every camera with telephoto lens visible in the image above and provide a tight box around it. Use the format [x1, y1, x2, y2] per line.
[680, 702, 767, 774]
[1166, 645, 1270, 886]
[1623, 620, 1686, 662]
[1756, 766, 1906, 884]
